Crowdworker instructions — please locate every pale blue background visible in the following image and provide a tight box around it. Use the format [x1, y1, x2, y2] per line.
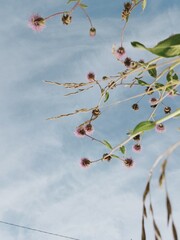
[0, 0, 179, 239]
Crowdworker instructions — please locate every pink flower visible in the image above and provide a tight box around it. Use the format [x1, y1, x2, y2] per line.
[80, 158, 91, 167]
[28, 14, 45, 32]
[155, 123, 166, 133]
[87, 72, 95, 82]
[123, 158, 134, 168]
[132, 144, 142, 153]
[74, 126, 86, 138]
[112, 45, 126, 60]
[84, 123, 94, 135]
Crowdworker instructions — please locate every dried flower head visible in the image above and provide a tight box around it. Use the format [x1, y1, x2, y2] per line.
[123, 158, 134, 168]
[124, 2, 132, 11]
[92, 108, 101, 117]
[87, 72, 95, 82]
[150, 97, 158, 108]
[131, 61, 138, 69]
[28, 14, 45, 32]
[132, 144, 142, 153]
[124, 57, 132, 68]
[155, 123, 166, 133]
[102, 76, 108, 81]
[133, 134, 141, 141]
[132, 103, 139, 111]
[81, 158, 91, 167]
[145, 87, 154, 95]
[121, 9, 130, 21]
[85, 123, 94, 135]
[102, 153, 112, 162]
[62, 14, 72, 25]
[164, 106, 171, 114]
[74, 126, 86, 137]
[89, 27, 96, 37]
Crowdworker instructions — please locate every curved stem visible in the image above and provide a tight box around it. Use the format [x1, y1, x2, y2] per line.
[85, 134, 104, 144]
[44, 0, 81, 20]
[79, 6, 93, 27]
[44, 11, 67, 20]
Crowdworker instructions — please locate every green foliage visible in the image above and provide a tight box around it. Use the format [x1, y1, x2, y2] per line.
[103, 140, 113, 149]
[166, 70, 179, 82]
[138, 79, 148, 86]
[154, 83, 164, 90]
[132, 121, 156, 135]
[148, 64, 157, 78]
[131, 34, 180, 57]
[104, 91, 109, 102]
[119, 145, 126, 154]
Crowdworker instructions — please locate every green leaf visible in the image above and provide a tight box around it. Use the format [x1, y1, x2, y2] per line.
[166, 70, 179, 82]
[103, 140, 113, 149]
[79, 3, 88, 8]
[148, 64, 157, 78]
[119, 146, 126, 154]
[131, 34, 180, 58]
[132, 121, 155, 135]
[142, 0, 147, 10]
[138, 79, 148, 86]
[111, 154, 120, 159]
[155, 83, 164, 89]
[166, 70, 174, 82]
[104, 91, 109, 102]
[131, 41, 146, 50]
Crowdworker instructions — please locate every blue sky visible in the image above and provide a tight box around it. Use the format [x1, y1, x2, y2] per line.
[0, 0, 180, 239]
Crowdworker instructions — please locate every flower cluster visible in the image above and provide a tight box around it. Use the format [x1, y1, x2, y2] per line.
[28, 1, 95, 36]
[74, 123, 94, 137]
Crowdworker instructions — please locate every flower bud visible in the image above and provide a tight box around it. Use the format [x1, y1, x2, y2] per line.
[89, 27, 96, 37]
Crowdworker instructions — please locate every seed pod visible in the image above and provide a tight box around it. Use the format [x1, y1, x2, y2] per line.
[92, 108, 101, 116]
[164, 106, 171, 114]
[89, 27, 96, 37]
[62, 14, 72, 25]
[103, 153, 112, 161]
[132, 103, 139, 111]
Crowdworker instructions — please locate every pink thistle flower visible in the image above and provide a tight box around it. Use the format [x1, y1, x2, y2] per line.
[74, 126, 86, 138]
[132, 144, 142, 153]
[28, 14, 45, 32]
[155, 123, 166, 133]
[112, 45, 126, 60]
[87, 72, 95, 82]
[84, 123, 94, 135]
[123, 158, 134, 168]
[80, 158, 91, 167]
